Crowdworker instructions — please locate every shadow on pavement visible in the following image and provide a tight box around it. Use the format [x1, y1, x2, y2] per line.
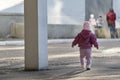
[51, 69, 87, 80]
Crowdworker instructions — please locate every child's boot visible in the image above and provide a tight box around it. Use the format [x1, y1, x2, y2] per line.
[86, 65, 91, 70]
[81, 65, 85, 69]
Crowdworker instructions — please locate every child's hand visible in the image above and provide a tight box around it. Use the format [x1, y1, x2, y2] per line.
[72, 44, 74, 48]
[96, 46, 99, 49]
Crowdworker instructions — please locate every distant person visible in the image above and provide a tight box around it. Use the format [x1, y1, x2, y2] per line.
[89, 14, 97, 34]
[72, 21, 99, 70]
[96, 16, 104, 28]
[106, 8, 116, 38]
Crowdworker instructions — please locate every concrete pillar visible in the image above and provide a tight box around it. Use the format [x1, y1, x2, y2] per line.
[113, 0, 120, 28]
[24, 0, 48, 70]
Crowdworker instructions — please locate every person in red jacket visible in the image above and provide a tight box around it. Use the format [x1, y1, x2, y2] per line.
[106, 8, 116, 38]
[72, 21, 99, 70]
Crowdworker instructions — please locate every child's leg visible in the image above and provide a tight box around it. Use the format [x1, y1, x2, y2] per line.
[85, 49, 92, 68]
[80, 49, 86, 67]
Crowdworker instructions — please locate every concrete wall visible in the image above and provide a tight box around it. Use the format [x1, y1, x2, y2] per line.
[48, 0, 85, 24]
[0, 0, 24, 13]
[85, 0, 112, 26]
[48, 24, 82, 39]
[10, 23, 83, 39]
[0, 0, 120, 39]
[0, 13, 24, 38]
[113, 0, 120, 28]
[10, 23, 120, 39]
[0, 0, 85, 38]
[0, 0, 85, 25]
[0, 0, 24, 38]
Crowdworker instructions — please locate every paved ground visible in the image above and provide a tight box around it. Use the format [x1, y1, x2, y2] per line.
[0, 39, 120, 80]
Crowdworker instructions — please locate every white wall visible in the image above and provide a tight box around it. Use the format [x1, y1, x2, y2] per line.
[0, 0, 85, 38]
[113, 0, 120, 28]
[113, 0, 120, 20]
[0, 0, 24, 37]
[0, 0, 85, 25]
[48, 0, 85, 24]
[0, 0, 24, 13]
[0, 0, 117, 38]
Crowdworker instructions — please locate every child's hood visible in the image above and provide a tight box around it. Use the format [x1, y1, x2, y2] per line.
[80, 30, 91, 39]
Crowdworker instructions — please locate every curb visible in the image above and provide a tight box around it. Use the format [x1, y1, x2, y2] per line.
[0, 39, 120, 46]
[0, 40, 24, 46]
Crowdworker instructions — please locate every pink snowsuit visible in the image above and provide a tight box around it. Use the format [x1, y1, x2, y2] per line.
[72, 29, 98, 67]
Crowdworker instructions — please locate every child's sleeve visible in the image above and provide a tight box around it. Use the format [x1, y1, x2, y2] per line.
[72, 34, 80, 47]
[90, 34, 99, 49]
